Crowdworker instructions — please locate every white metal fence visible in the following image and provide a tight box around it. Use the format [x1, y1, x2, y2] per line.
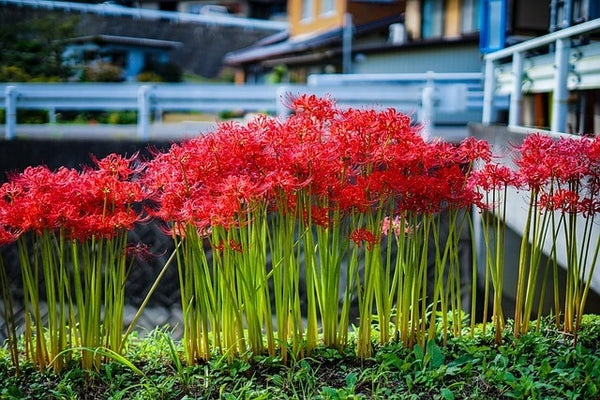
[482, 18, 600, 133]
[1, 73, 487, 140]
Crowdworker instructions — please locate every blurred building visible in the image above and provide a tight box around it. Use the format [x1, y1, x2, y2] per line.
[63, 35, 182, 81]
[224, 0, 485, 83]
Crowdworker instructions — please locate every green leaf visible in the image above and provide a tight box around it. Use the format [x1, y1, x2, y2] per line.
[540, 359, 551, 376]
[440, 387, 455, 400]
[427, 341, 445, 369]
[503, 371, 517, 383]
[345, 372, 357, 389]
[413, 344, 424, 362]
[321, 386, 339, 399]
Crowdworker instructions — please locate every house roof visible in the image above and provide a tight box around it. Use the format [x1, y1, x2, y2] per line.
[64, 34, 183, 49]
[224, 15, 404, 67]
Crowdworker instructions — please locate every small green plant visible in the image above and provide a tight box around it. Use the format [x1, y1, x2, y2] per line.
[2, 319, 600, 399]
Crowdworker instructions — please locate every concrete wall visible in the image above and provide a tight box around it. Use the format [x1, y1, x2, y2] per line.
[469, 123, 600, 314]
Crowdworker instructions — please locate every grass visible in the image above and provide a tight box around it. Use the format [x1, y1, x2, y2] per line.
[1, 315, 600, 400]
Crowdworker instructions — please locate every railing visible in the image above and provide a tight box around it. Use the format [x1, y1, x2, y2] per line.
[482, 18, 600, 133]
[2, 76, 486, 140]
[0, 0, 288, 31]
[308, 72, 487, 118]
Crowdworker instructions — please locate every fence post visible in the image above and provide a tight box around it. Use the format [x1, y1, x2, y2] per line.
[276, 85, 290, 119]
[419, 72, 435, 135]
[137, 85, 151, 140]
[482, 58, 496, 124]
[48, 107, 57, 125]
[5, 85, 17, 140]
[508, 51, 524, 126]
[551, 38, 570, 133]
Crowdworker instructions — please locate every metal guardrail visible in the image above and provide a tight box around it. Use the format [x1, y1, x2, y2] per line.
[2, 77, 486, 140]
[307, 72, 484, 85]
[0, 0, 288, 31]
[308, 72, 488, 118]
[482, 18, 600, 133]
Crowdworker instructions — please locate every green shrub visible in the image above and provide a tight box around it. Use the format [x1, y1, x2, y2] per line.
[137, 71, 164, 82]
[80, 63, 124, 82]
[107, 111, 137, 125]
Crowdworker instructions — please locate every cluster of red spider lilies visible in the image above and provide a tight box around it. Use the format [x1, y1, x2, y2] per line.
[1, 95, 599, 372]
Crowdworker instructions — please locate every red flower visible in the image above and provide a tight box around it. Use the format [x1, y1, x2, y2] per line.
[212, 239, 243, 253]
[91, 152, 141, 180]
[539, 189, 580, 214]
[125, 242, 165, 263]
[350, 228, 379, 250]
[303, 205, 330, 228]
[470, 163, 521, 192]
[0, 226, 18, 245]
[456, 137, 492, 163]
[515, 133, 556, 189]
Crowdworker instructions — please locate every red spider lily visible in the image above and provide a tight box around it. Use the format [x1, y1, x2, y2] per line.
[349, 228, 379, 250]
[0, 226, 18, 245]
[217, 174, 268, 206]
[1, 155, 147, 241]
[513, 134, 591, 188]
[552, 137, 590, 182]
[288, 94, 337, 121]
[539, 189, 580, 214]
[585, 136, 600, 165]
[332, 178, 375, 214]
[514, 134, 600, 216]
[1, 166, 80, 233]
[515, 133, 556, 189]
[303, 205, 330, 228]
[91, 152, 142, 180]
[469, 163, 521, 192]
[578, 197, 600, 217]
[142, 94, 491, 235]
[125, 242, 164, 264]
[438, 163, 478, 209]
[455, 137, 492, 164]
[394, 164, 472, 214]
[212, 239, 243, 253]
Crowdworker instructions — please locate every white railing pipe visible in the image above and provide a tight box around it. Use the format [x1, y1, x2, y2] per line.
[508, 51, 524, 127]
[5, 86, 17, 140]
[551, 38, 570, 133]
[482, 59, 495, 124]
[137, 85, 152, 140]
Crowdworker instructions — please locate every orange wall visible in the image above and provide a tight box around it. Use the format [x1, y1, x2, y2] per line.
[289, 0, 405, 37]
[289, 0, 346, 36]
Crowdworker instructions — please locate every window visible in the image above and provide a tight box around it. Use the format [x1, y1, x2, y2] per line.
[422, 0, 444, 39]
[480, 0, 506, 53]
[461, 0, 481, 33]
[302, 0, 314, 20]
[321, 0, 335, 15]
[550, 0, 592, 30]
